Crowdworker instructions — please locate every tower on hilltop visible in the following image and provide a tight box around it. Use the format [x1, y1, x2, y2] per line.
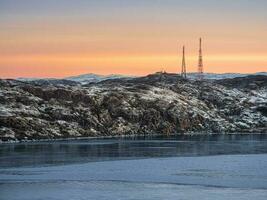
[198, 38, 204, 80]
[181, 46, 187, 79]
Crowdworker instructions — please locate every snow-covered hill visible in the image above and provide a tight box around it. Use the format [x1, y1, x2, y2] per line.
[15, 74, 134, 86]
[187, 72, 267, 80]
[1, 73, 267, 141]
[65, 73, 134, 84]
[16, 72, 266, 85]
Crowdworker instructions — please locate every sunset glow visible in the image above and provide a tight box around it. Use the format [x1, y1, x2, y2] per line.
[1, 0, 267, 78]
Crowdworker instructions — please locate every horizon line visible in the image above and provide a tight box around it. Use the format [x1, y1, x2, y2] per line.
[2, 71, 267, 80]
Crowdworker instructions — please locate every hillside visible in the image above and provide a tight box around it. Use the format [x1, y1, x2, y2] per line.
[0, 73, 267, 142]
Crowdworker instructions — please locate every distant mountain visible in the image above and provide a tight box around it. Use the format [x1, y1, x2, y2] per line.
[16, 78, 79, 86]
[215, 75, 267, 90]
[187, 72, 267, 80]
[16, 74, 134, 86]
[65, 73, 134, 84]
[15, 72, 267, 86]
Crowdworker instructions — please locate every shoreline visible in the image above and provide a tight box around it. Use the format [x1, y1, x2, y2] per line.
[1, 132, 266, 144]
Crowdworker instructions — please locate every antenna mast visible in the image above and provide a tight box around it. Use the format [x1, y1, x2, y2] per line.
[198, 38, 204, 80]
[181, 45, 187, 79]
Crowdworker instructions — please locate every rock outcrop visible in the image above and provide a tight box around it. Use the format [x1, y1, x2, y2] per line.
[0, 73, 266, 142]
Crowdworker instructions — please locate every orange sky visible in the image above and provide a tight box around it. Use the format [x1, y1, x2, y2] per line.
[0, 0, 267, 78]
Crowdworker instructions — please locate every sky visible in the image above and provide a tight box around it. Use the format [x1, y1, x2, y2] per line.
[0, 0, 267, 78]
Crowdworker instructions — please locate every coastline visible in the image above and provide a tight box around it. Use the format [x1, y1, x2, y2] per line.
[1, 131, 266, 144]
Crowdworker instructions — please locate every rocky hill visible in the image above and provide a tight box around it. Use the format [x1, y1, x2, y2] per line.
[0, 73, 266, 142]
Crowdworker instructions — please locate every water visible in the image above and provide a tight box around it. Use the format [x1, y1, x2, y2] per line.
[1, 134, 267, 200]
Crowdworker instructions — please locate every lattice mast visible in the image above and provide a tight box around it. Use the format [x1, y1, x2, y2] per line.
[181, 45, 187, 78]
[198, 38, 204, 80]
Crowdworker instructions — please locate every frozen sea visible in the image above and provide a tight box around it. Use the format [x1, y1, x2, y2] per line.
[1, 134, 267, 200]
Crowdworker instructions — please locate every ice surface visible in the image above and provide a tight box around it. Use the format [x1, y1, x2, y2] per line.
[1, 155, 267, 200]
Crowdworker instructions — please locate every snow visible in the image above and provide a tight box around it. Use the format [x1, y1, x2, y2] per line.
[235, 122, 250, 129]
[187, 72, 267, 80]
[0, 106, 13, 117]
[65, 73, 134, 84]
